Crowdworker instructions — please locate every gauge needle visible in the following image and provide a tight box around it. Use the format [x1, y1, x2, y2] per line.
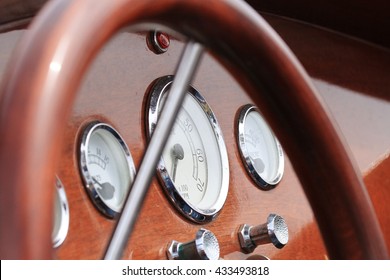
[92, 177, 115, 200]
[171, 143, 184, 182]
[250, 156, 265, 173]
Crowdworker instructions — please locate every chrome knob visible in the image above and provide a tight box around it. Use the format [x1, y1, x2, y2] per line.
[167, 228, 220, 260]
[238, 214, 288, 253]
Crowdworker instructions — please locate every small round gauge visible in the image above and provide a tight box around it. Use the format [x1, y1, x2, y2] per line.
[52, 176, 69, 248]
[237, 104, 284, 189]
[79, 122, 136, 218]
[146, 75, 229, 223]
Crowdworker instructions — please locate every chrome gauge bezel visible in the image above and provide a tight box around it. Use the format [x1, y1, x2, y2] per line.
[79, 121, 136, 218]
[237, 104, 284, 189]
[146, 75, 229, 223]
[52, 176, 70, 248]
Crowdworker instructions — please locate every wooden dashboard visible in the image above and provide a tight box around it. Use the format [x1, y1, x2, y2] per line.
[54, 16, 390, 259]
[0, 2, 389, 260]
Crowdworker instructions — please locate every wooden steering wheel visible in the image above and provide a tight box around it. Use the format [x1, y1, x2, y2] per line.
[0, 0, 387, 259]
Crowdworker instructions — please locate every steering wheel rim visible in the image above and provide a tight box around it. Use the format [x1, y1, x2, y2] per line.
[0, 0, 387, 259]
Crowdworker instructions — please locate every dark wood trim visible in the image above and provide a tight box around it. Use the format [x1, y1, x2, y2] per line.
[0, 0, 388, 259]
[247, 0, 390, 49]
[0, 0, 47, 32]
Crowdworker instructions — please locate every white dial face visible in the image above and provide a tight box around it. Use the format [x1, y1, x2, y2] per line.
[147, 76, 229, 223]
[245, 111, 280, 182]
[161, 95, 221, 208]
[238, 105, 284, 188]
[80, 123, 136, 217]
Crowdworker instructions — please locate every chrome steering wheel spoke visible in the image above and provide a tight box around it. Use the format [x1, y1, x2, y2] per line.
[104, 41, 204, 260]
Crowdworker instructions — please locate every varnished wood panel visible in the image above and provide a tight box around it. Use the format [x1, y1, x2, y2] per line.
[53, 23, 389, 259]
[54, 32, 324, 259]
[0, 0, 47, 32]
[264, 15, 390, 103]
[0, 0, 388, 259]
[365, 155, 390, 253]
[248, 0, 390, 49]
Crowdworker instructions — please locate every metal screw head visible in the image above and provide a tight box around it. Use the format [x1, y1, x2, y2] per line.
[238, 224, 256, 253]
[166, 240, 181, 260]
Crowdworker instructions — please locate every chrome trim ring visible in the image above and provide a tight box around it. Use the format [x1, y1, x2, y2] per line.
[79, 122, 136, 218]
[52, 176, 69, 248]
[146, 30, 170, 54]
[146, 75, 229, 223]
[237, 104, 284, 189]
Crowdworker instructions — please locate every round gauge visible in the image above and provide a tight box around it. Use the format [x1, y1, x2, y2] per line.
[146, 75, 229, 223]
[52, 177, 69, 248]
[237, 104, 284, 189]
[79, 122, 136, 218]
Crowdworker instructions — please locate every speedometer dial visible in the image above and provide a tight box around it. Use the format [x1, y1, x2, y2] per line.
[146, 76, 229, 223]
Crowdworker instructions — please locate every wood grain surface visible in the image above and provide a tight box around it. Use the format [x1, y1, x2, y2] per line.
[54, 32, 323, 259]
[53, 23, 390, 259]
[0, 0, 388, 259]
[248, 0, 390, 49]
